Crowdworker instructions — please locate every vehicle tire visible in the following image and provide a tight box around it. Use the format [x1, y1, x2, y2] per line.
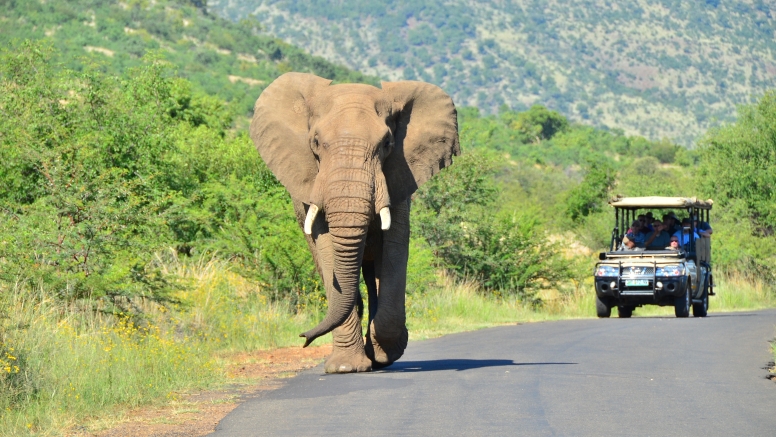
[596, 295, 611, 318]
[618, 306, 633, 318]
[693, 280, 709, 318]
[674, 287, 690, 318]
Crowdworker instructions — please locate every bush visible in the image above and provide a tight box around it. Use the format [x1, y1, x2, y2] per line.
[0, 42, 318, 312]
[564, 158, 616, 222]
[413, 150, 567, 303]
[698, 91, 776, 234]
[0, 43, 185, 309]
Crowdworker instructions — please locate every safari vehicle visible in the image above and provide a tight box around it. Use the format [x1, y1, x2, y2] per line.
[593, 196, 714, 318]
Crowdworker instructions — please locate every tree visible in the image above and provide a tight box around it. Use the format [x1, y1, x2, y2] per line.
[698, 91, 776, 234]
[565, 158, 616, 222]
[512, 104, 569, 142]
[412, 150, 567, 302]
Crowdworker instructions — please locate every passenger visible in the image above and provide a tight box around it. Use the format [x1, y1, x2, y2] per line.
[638, 214, 654, 232]
[694, 215, 713, 237]
[665, 212, 681, 234]
[673, 218, 700, 248]
[626, 220, 647, 247]
[666, 236, 681, 251]
[643, 220, 671, 249]
[619, 235, 643, 251]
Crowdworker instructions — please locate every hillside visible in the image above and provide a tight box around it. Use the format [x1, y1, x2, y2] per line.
[211, 0, 776, 145]
[0, 0, 376, 117]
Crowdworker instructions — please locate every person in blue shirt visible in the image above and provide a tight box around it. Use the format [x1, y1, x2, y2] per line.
[626, 220, 647, 247]
[644, 220, 671, 249]
[673, 218, 700, 248]
[693, 215, 713, 237]
[619, 235, 644, 251]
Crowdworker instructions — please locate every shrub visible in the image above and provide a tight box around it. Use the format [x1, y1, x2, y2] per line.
[413, 150, 567, 303]
[0, 42, 318, 312]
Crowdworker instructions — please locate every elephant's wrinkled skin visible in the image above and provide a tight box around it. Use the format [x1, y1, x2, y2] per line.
[250, 73, 459, 373]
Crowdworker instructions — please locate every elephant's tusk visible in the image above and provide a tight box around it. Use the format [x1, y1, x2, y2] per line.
[380, 207, 391, 231]
[304, 204, 320, 235]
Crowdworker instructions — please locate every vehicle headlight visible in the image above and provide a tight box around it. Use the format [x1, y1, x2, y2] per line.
[594, 265, 618, 277]
[656, 265, 685, 276]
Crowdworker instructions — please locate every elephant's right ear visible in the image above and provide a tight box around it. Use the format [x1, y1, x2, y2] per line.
[250, 73, 332, 200]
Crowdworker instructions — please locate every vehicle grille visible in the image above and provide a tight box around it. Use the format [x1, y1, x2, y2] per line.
[622, 266, 655, 277]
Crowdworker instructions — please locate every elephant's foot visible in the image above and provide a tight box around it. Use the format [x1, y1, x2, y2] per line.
[365, 321, 408, 368]
[324, 307, 372, 373]
[324, 347, 373, 373]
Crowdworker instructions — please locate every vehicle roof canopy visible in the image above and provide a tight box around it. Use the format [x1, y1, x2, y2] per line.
[608, 196, 713, 210]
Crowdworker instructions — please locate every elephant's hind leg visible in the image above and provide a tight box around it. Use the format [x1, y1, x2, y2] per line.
[325, 305, 373, 373]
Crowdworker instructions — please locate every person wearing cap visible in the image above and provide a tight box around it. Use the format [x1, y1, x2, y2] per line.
[693, 215, 713, 237]
[666, 235, 681, 251]
[673, 218, 700, 247]
[644, 219, 671, 249]
[663, 213, 681, 234]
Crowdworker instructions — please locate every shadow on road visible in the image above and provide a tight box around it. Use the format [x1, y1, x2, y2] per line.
[632, 312, 761, 319]
[379, 359, 577, 373]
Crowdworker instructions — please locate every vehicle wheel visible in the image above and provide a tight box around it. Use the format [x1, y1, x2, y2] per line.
[674, 287, 690, 318]
[693, 282, 709, 318]
[618, 306, 633, 318]
[596, 295, 611, 318]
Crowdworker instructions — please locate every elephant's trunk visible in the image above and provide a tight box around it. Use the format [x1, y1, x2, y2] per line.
[300, 226, 366, 347]
[300, 142, 374, 346]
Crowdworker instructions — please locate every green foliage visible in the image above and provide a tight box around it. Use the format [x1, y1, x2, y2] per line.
[615, 157, 693, 198]
[651, 139, 680, 164]
[0, 43, 183, 308]
[695, 91, 776, 275]
[405, 237, 438, 295]
[512, 104, 569, 142]
[564, 159, 616, 222]
[0, 0, 377, 118]
[698, 91, 776, 233]
[459, 105, 682, 167]
[0, 42, 318, 312]
[413, 151, 566, 303]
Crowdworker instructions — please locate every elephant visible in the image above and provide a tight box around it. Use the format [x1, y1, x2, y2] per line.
[250, 72, 460, 373]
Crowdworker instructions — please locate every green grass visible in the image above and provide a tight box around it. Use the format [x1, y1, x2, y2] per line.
[406, 274, 595, 340]
[1, 258, 773, 435]
[0, 256, 324, 436]
[0, 286, 216, 435]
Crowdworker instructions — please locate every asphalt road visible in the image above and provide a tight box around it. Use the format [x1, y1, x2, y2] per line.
[210, 310, 776, 437]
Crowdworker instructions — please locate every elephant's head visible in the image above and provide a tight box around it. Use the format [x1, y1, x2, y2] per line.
[250, 73, 459, 346]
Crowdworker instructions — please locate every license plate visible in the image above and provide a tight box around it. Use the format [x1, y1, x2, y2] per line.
[625, 280, 649, 287]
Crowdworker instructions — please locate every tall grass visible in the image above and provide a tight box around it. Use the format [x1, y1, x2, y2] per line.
[158, 255, 326, 352]
[1, 258, 773, 435]
[406, 273, 597, 339]
[0, 285, 216, 435]
[0, 256, 324, 436]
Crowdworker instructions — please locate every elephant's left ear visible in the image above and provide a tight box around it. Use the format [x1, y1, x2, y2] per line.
[381, 81, 461, 204]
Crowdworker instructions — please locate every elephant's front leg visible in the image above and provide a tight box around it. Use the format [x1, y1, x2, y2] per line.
[312, 230, 372, 373]
[326, 305, 372, 373]
[365, 199, 410, 367]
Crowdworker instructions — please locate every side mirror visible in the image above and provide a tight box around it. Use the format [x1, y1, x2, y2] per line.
[599, 252, 607, 260]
